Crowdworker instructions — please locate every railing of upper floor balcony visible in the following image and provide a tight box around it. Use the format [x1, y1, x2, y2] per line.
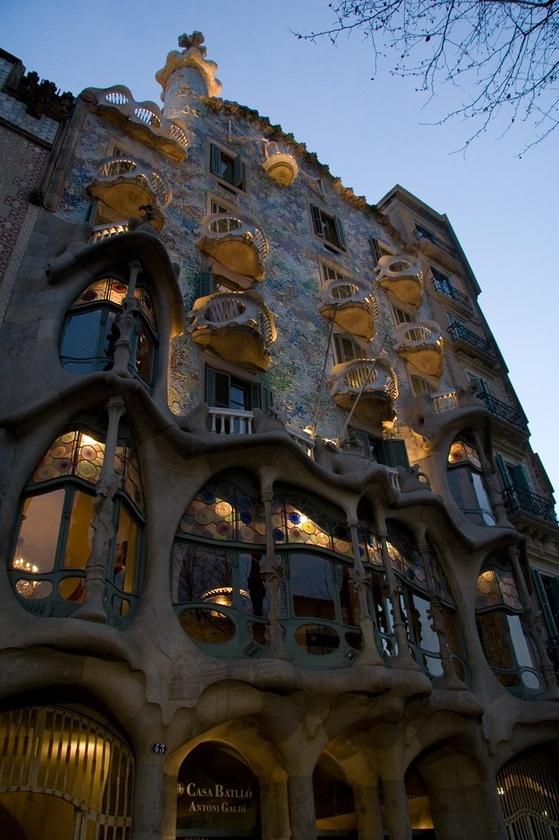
[431, 390, 459, 413]
[204, 214, 270, 264]
[447, 321, 497, 362]
[432, 276, 473, 311]
[89, 222, 129, 244]
[503, 487, 558, 524]
[415, 224, 460, 260]
[97, 156, 171, 207]
[473, 389, 528, 434]
[85, 85, 188, 150]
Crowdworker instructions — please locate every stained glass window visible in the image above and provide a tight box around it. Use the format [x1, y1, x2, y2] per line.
[476, 561, 523, 611]
[448, 439, 482, 469]
[60, 276, 157, 384]
[179, 476, 265, 544]
[272, 490, 353, 558]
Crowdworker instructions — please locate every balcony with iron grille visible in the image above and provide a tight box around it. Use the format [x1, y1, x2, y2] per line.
[81, 85, 188, 162]
[432, 274, 473, 314]
[88, 156, 171, 230]
[395, 320, 444, 377]
[447, 321, 498, 366]
[375, 254, 423, 308]
[473, 389, 529, 441]
[503, 487, 558, 529]
[196, 213, 269, 281]
[188, 290, 276, 371]
[329, 358, 397, 427]
[319, 278, 379, 341]
[414, 224, 461, 270]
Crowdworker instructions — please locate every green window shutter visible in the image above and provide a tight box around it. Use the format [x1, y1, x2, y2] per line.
[197, 270, 214, 298]
[510, 464, 531, 493]
[311, 205, 324, 237]
[250, 383, 274, 413]
[209, 143, 221, 177]
[233, 155, 245, 188]
[377, 439, 409, 469]
[495, 454, 511, 490]
[205, 365, 216, 406]
[333, 215, 346, 250]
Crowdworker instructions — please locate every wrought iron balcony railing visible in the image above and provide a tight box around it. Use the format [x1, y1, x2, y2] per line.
[503, 487, 557, 524]
[447, 321, 497, 363]
[415, 225, 459, 260]
[474, 390, 528, 434]
[432, 276, 472, 311]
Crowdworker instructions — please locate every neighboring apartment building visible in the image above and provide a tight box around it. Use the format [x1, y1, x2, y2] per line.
[0, 32, 558, 840]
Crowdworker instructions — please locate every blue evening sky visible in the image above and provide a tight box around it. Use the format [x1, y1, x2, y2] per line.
[3, 0, 558, 496]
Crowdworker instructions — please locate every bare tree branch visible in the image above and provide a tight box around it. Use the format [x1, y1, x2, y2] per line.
[296, 0, 559, 151]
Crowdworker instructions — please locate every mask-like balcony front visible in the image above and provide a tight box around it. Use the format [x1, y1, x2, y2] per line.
[262, 142, 299, 186]
[319, 279, 378, 341]
[81, 85, 188, 162]
[375, 255, 423, 307]
[395, 320, 444, 377]
[196, 213, 269, 281]
[188, 291, 276, 371]
[329, 359, 397, 426]
[88, 156, 171, 230]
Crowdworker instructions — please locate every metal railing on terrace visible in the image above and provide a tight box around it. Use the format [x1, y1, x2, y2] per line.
[432, 276, 472, 311]
[503, 487, 557, 524]
[474, 390, 528, 434]
[447, 321, 497, 362]
[414, 225, 460, 260]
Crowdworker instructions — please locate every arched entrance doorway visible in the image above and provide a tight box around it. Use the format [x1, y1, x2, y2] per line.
[176, 742, 260, 838]
[0, 705, 134, 839]
[497, 747, 559, 838]
[314, 753, 357, 838]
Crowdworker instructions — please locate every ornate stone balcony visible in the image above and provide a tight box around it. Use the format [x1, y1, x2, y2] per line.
[188, 290, 276, 371]
[329, 358, 397, 426]
[88, 156, 171, 230]
[80, 85, 188, 162]
[196, 213, 269, 281]
[89, 222, 129, 244]
[375, 254, 423, 307]
[262, 142, 298, 186]
[395, 320, 444, 377]
[319, 278, 378, 341]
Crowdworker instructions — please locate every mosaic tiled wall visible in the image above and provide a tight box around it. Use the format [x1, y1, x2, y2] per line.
[56, 85, 454, 439]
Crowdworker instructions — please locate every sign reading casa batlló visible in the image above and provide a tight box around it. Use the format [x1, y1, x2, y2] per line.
[175, 743, 260, 837]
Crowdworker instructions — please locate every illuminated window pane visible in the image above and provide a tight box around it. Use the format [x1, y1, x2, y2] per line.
[11, 490, 65, 575]
[113, 505, 139, 593]
[15, 579, 52, 600]
[58, 576, 85, 603]
[63, 491, 94, 569]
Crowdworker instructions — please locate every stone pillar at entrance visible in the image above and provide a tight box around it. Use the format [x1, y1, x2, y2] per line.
[382, 777, 412, 840]
[261, 779, 290, 840]
[354, 782, 384, 840]
[131, 759, 167, 840]
[288, 774, 316, 840]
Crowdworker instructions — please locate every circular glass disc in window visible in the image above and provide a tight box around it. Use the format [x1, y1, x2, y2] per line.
[295, 624, 340, 655]
[521, 670, 541, 690]
[179, 608, 235, 644]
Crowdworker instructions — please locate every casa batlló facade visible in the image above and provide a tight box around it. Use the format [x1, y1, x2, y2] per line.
[0, 31, 558, 840]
